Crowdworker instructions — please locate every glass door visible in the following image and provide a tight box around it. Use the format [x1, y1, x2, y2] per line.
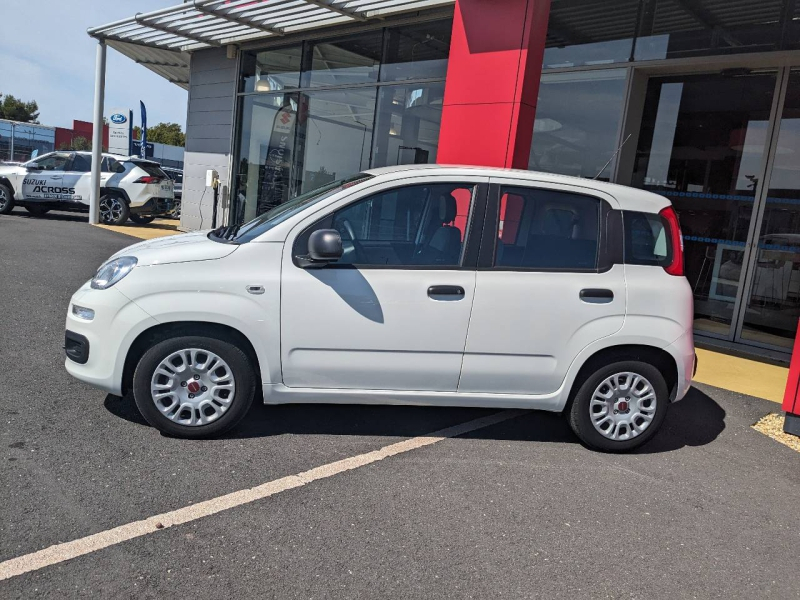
[739, 69, 800, 349]
[630, 70, 778, 339]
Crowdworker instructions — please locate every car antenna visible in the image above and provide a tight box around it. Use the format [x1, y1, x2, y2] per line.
[593, 134, 632, 180]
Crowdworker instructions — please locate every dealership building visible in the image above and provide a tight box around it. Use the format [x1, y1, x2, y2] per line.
[89, 0, 800, 355]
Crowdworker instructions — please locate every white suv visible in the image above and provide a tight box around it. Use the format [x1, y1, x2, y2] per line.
[0, 151, 175, 225]
[64, 165, 695, 452]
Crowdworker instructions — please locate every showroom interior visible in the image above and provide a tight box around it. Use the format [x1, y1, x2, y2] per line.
[91, 0, 800, 354]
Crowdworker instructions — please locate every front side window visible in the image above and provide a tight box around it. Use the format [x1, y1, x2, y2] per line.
[26, 152, 70, 171]
[316, 183, 474, 267]
[495, 186, 601, 270]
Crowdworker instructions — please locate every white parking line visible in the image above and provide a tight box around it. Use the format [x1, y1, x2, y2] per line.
[0, 410, 523, 581]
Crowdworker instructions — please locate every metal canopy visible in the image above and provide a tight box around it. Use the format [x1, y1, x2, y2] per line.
[89, 0, 454, 88]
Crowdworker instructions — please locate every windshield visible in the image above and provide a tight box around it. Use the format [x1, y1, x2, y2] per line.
[212, 174, 373, 244]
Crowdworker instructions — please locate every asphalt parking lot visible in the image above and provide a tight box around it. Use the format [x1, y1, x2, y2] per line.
[1, 208, 799, 599]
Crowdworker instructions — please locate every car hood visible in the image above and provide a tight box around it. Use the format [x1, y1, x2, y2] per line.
[109, 230, 239, 266]
[0, 165, 23, 176]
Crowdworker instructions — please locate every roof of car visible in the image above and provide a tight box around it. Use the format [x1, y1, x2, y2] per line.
[362, 164, 671, 213]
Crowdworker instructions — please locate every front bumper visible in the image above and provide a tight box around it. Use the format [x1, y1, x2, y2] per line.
[130, 198, 175, 216]
[65, 282, 158, 395]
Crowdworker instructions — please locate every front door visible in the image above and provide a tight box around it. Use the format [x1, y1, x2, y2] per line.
[459, 179, 626, 395]
[280, 177, 486, 391]
[20, 152, 72, 201]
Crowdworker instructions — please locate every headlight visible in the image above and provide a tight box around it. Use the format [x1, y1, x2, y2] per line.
[91, 256, 137, 290]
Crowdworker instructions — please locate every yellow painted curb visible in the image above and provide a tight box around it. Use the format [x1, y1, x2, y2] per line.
[695, 348, 788, 404]
[94, 218, 180, 240]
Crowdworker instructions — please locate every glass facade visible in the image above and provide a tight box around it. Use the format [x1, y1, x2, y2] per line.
[528, 69, 628, 180]
[230, 1, 800, 353]
[0, 120, 55, 163]
[233, 20, 450, 224]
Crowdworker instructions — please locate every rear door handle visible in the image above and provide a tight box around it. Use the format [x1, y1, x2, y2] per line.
[428, 285, 465, 298]
[50, 175, 62, 180]
[580, 288, 614, 303]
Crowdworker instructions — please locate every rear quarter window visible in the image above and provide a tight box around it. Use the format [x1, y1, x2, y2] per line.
[623, 211, 672, 266]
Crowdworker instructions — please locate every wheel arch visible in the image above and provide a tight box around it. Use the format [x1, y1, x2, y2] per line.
[100, 187, 130, 203]
[0, 176, 15, 194]
[121, 321, 261, 396]
[567, 344, 679, 410]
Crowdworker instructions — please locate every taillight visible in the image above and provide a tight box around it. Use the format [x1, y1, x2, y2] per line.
[659, 205, 684, 276]
[134, 176, 163, 184]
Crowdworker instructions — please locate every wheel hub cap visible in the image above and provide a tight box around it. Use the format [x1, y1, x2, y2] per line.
[150, 348, 236, 427]
[589, 372, 657, 441]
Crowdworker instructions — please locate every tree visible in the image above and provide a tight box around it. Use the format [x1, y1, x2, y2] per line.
[144, 122, 185, 147]
[0, 93, 39, 123]
[57, 136, 92, 151]
[132, 125, 141, 140]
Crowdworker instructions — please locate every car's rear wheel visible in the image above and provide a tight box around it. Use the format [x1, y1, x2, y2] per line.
[171, 201, 181, 220]
[132, 335, 256, 438]
[0, 183, 15, 215]
[567, 360, 668, 452]
[25, 205, 50, 217]
[99, 194, 130, 226]
[130, 215, 156, 225]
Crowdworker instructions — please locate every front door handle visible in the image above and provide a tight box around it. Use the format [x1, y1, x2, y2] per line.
[50, 175, 63, 180]
[428, 285, 465, 298]
[580, 288, 614, 303]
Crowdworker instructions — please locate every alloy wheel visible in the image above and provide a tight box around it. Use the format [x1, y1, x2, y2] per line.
[99, 196, 124, 224]
[0, 187, 8, 210]
[589, 372, 657, 441]
[150, 348, 236, 427]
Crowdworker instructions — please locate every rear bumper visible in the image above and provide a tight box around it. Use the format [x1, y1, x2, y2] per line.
[130, 198, 174, 216]
[664, 330, 695, 402]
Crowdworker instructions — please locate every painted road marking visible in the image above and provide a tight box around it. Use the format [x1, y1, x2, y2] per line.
[0, 410, 524, 581]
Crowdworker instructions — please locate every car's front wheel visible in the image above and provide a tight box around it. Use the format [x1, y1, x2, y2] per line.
[99, 194, 130, 226]
[129, 214, 156, 225]
[132, 335, 256, 438]
[0, 183, 15, 215]
[567, 360, 669, 452]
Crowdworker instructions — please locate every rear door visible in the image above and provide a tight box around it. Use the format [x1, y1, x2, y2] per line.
[280, 176, 488, 392]
[458, 178, 626, 395]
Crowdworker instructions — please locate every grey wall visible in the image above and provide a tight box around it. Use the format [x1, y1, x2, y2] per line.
[180, 48, 237, 231]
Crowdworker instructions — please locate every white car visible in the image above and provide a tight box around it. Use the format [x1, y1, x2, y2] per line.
[64, 165, 695, 451]
[0, 151, 175, 225]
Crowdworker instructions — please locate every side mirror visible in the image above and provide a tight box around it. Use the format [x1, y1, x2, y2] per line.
[301, 229, 343, 267]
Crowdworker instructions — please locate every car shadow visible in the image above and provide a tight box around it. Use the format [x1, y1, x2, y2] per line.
[10, 208, 87, 223]
[104, 385, 725, 453]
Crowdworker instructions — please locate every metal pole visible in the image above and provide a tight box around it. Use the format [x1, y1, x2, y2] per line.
[9, 122, 14, 161]
[89, 39, 107, 225]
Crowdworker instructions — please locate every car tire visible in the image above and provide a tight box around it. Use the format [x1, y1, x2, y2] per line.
[567, 360, 669, 452]
[99, 194, 130, 226]
[132, 335, 256, 439]
[0, 183, 15, 214]
[25, 205, 50, 217]
[130, 215, 156, 225]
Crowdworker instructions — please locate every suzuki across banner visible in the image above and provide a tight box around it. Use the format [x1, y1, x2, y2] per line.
[258, 103, 296, 214]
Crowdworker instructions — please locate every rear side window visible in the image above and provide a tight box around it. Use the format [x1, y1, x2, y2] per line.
[70, 154, 92, 173]
[132, 162, 168, 178]
[495, 186, 601, 270]
[623, 211, 672, 266]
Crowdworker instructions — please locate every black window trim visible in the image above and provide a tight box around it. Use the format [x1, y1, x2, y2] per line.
[291, 180, 489, 271]
[477, 182, 622, 274]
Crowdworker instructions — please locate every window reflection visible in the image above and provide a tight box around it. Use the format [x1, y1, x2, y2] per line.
[528, 69, 627, 180]
[240, 45, 303, 93]
[303, 32, 383, 88]
[543, 0, 638, 68]
[372, 83, 444, 168]
[381, 21, 451, 82]
[634, 0, 782, 60]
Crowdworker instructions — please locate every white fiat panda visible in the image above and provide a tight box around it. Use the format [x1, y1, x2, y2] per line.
[65, 165, 694, 452]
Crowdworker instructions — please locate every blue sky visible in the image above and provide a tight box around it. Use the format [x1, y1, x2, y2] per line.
[0, 1, 188, 129]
